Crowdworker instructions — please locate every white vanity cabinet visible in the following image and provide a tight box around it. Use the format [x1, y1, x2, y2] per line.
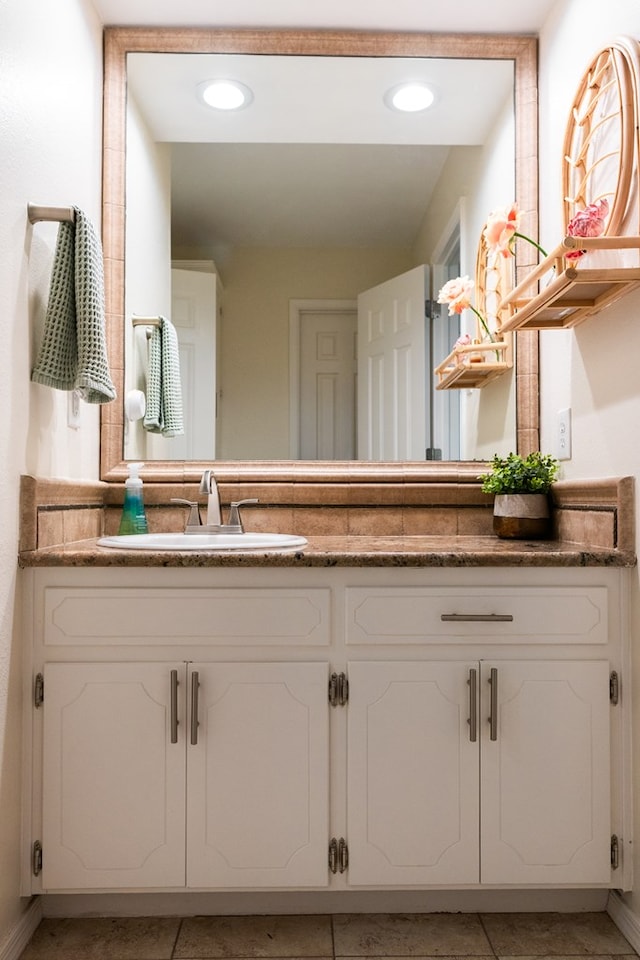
[23, 564, 631, 896]
[40, 659, 329, 891]
[347, 659, 611, 887]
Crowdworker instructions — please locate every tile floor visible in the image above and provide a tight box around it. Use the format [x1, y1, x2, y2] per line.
[17, 911, 639, 960]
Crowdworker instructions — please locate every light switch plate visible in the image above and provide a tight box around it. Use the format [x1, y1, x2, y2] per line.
[557, 407, 571, 460]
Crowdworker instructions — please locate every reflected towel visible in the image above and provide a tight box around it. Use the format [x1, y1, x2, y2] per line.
[31, 207, 116, 403]
[143, 316, 184, 437]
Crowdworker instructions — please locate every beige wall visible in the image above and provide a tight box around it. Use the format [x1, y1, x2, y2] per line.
[536, 0, 640, 917]
[215, 246, 413, 459]
[0, 0, 104, 944]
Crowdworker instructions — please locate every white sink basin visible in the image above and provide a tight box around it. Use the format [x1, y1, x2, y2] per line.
[97, 532, 308, 552]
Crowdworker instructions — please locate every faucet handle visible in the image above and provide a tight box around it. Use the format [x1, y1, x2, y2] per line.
[170, 498, 201, 528]
[227, 498, 259, 532]
[199, 469, 214, 494]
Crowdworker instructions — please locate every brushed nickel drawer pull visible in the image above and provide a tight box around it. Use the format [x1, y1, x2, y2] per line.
[468, 668, 478, 742]
[190, 671, 200, 745]
[489, 667, 498, 741]
[170, 669, 179, 744]
[441, 613, 513, 622]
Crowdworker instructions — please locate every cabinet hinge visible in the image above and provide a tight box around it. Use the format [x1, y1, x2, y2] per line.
[34, 673, 44, 708]
[32, 841, 42, 876]
[611, 834, 620, 870]
[610, 671, 619, 705]
[328, 837, 348, 874]
[328, 672, 348, 707]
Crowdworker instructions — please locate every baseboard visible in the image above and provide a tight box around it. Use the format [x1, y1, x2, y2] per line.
[0, 899, 41, 960]
[608, 891, 640, 953]
[41, 888, 609, 918]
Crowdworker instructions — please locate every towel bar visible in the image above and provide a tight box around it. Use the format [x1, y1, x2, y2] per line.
[131, 316, 162, 328]
[27, 203, 75, 224]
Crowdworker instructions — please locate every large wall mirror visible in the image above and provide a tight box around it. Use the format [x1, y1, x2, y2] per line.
[101, 28, 538, 482]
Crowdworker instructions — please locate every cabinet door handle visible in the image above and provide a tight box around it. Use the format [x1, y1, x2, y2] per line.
[467, 668, 478, 742]
[170, 669, 179, 744]
[441, 613, 513, 622]
[190, 670, 200, 745]
[488, 667, 498, 741]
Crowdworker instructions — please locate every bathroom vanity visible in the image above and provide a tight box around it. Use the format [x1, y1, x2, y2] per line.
[20, 550, 633, 897]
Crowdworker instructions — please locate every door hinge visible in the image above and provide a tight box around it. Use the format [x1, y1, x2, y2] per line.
[610, 671, 619, 704]
[32, 841, 43, 876]
[34, 673, 44, 708]
[611, 834, 619, 870]
[329, 837, 348, 874]
[328, 672, 348, 707]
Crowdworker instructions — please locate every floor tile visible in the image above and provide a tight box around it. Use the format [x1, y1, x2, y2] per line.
[18, 917, 180, 960]
[332, 913, 492, 956]
[173, 915, 333, 959]
[481, 913, 635, 956]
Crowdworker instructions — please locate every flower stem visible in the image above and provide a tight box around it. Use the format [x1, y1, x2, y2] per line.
[509, 231, 548, 259]
[469, 306, 500, 361]
[470, 305, 494, 342]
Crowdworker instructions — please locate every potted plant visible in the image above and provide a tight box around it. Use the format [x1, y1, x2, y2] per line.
[479, 451, 560, 539]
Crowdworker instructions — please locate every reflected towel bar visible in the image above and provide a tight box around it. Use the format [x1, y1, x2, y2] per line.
[131, 316, 162, 328]
[27, 203, 75, 224]
[132, 316, 162, 340]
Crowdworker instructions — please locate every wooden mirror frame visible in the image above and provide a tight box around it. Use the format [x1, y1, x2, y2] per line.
[101, 27, 539, 482]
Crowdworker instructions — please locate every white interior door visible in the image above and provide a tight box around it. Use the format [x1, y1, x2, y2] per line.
[168, 268, 218, 459]
[357, 265, 429, 460]
[298, 306, 357, 459]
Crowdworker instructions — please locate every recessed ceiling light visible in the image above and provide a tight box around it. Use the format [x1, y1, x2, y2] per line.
[385, 82, 436, 113]
[198, 79, 253, 111]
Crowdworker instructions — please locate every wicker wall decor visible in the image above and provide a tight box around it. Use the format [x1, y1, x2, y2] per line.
[499, 36, 640, 331]
[435, 230, 513, 390]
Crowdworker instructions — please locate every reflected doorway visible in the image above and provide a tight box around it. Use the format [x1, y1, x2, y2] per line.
[290, 300, 357, 459]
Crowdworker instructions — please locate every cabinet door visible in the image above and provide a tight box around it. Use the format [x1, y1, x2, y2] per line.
[481, 660, 611, 884]
[42, 662, 186, 890]
[187, 662, 329, 888]
[347, 661, 479, 885]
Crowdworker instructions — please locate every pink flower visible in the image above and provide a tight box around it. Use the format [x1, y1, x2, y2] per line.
[455, 332, 472, 348]
[565, 199, 609, 261]
[437, 276, 474, 315]
[483, 203, 520, 258]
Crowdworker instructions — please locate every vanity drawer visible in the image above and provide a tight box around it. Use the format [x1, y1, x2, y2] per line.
[42, 586, 331, 646]
[346, 586, 607, 644]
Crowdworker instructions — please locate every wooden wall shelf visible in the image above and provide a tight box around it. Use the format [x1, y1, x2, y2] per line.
[435, 339, 512, 390]
[499, 236, 640, 332]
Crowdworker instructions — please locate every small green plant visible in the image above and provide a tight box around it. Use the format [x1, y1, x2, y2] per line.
[479, 451, 560, 495]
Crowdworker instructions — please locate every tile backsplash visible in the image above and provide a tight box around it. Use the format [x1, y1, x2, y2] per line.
[19, 473, 634, 554]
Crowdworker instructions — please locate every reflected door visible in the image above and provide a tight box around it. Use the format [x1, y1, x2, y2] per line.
[168, 268, 218, 460]
[357, 265, 429, 460]
[298, 307, 357, 459]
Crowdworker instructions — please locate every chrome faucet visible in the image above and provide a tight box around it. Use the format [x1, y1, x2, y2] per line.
[172, 472, 258, 534]
[199, 469, 222, 527]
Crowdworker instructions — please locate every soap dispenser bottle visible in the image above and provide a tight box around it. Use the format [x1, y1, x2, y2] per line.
[118, 462, 149, 535]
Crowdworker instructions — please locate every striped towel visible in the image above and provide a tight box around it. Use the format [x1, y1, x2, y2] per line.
[31, 207, 116, 403]
[143, 316, 184, 437]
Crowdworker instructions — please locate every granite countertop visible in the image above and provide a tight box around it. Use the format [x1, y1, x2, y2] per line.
[18, 535, 637, 568]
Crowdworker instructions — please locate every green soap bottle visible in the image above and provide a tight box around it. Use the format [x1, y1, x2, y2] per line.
[118, 461, 149, 535]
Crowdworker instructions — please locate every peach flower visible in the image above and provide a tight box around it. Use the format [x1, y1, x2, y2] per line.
[483, 203, 520, 258]
[437, 276, 474, 315]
